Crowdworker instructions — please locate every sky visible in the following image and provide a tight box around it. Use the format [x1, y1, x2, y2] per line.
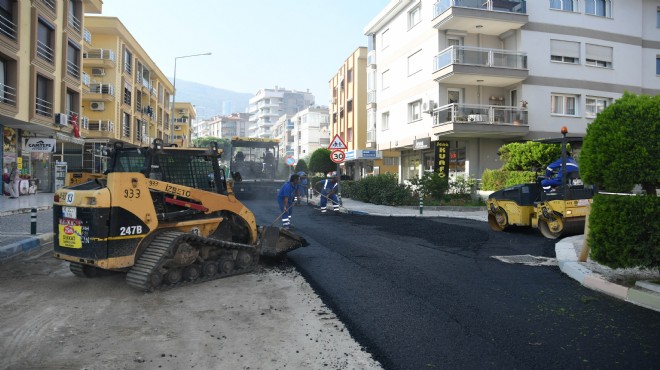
[97, 0, 391, 106]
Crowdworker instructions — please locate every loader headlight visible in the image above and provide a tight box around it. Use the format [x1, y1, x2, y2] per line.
[87, 197, 97, 205]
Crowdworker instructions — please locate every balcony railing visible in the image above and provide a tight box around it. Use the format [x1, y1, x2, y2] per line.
[66, 60, 80, 79]
[88, 120, 114, 132]
[80, 116, 89, 129]
[35, 97, 53, 117]
[434, 45, 527, 72]
[89, 83, 115, 95]
[367, 90, 377, 104]
[367, 129, 376, 143]
[434, 0, 526, 18]
[122, 122, 131, 138]
[82, 72, 90, 87]
[36, 41, 54, 63]
[41, 0, 56, 13]
[83, 49, 116, 62]
[432, 103, 528, 126]
[0, 83, 17, 106]
[68, 13, 81, 33]
[83, 28, 92, 44]
[0, 13, 17, 41]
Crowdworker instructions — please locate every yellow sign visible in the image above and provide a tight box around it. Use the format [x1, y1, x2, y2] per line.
[59, 224, 82, 248]
[17, 157, 22, 170]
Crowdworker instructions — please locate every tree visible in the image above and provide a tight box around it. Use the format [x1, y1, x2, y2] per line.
[580, 92, 660, 195]
[294, 159, 308, 174]
[498, 141, 562, 172]
[308, 148, 335, 175]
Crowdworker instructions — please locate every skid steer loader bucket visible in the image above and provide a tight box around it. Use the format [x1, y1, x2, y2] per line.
[258, 226, 308, 257]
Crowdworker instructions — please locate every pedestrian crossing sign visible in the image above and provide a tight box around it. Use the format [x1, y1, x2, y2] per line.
[328, 134, 347, 150]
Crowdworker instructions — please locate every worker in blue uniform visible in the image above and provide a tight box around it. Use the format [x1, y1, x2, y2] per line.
[541, 154, 579, 191]
[277, 174, 301, 229]
[315, 172, 340, 213]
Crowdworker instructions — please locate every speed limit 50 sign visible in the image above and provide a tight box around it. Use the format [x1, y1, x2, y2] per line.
[330, 150, 345, 163]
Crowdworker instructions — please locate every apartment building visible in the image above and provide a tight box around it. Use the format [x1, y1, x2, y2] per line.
[271, 114, 294, 159]
[193, 113, 250, 139]
[0, 0, 102, 193]
[364, 0, 660, 183]
[247, 87, 315, 139]
[329, 47, 398, 179]
[82, 16, 173, 168]
[171, 102, 196, 148]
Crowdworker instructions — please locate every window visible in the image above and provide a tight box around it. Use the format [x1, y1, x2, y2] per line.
[35, 74, 53, 117]
[123, 85, 132, 106]
[585, 0, 611, 17]
[0, 0, 16, 41]
[381, 29, 389, 50]
[381, 69, 390, 90]
[122, 112, 131, 138]
[123, 48, 133, 74]
[381, 112, 389, 131]
[0, 55, 16, 105]
[67, 0, 81, 33]
[656, 56, 659, 75]
[347, 99, 353, 112]
[408, 49, 423, 76]
[347, 68, 353, 83]
[551, 94, 578, 116]
[408, 5, 421, 29]
[66, 40, 81, 78]
[550, 0, 577, 11]
[585, 44, 612, 68]
[408, 100, 422, 122]
[585, 96, 611, 118]
[36, 18, 55, 63]
[550, 39, 580, 64]
[657, 7, 660, 28]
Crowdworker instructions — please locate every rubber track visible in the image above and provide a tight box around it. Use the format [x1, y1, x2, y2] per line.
[126, 230, 259, 292]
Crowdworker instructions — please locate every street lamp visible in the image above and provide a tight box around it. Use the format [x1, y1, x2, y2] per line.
[170, 52, 212, 144]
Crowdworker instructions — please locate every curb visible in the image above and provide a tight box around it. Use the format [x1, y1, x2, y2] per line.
[555, 236, 660, 313]
[0, 205, 52, 217]
[0, 233, 54, 263]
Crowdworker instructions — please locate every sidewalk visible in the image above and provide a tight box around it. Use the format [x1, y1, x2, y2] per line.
[1, 192, 658, 312]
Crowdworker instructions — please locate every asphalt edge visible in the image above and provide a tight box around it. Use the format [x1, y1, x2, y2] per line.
[555, 236, 660, 313]
[0, 205, 51, 217]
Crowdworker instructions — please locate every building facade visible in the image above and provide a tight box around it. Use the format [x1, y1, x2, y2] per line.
[329, 47, 399, 179]
[247, 87, 315, 139]
[1, 0, 102, 193]
[82, 16, 174, 170]
[364, 0, 660, 183]
[172, 102, 196, 148]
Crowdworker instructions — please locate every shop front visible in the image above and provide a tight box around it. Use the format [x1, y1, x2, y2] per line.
[343, 149, 383, 180]
[400, 137, 467, 183]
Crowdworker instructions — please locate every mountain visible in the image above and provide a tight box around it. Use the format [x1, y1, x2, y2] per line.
[173, 79, 252, 120]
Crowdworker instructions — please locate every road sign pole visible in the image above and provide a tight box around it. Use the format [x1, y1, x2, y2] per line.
[336, 163, 342, 205]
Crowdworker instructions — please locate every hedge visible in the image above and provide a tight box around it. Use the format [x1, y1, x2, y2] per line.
[588, 194, 660, 270]
[481, 169, 537, 191]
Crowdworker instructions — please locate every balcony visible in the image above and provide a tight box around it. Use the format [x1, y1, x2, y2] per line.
[366, 129, 377, 149]
[68, 13, 81, 34]
[0, 13, 17, 41]
[0, 83, 17, 107]
[433, 0, 527, 35]
[83, 28, 92, 45]
[83, 49, 116, 68]
[86, 120, 115, 139]
[86, 83, 115, 101]
[433, 46, 527, 86]
[431, 103, 528, 138]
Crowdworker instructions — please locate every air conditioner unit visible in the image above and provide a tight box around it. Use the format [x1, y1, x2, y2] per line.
[54, 113, 68, 126]
[90, 101, 105, 111]
[91, 68, 105, 76]
[174, 125, 182, 131]
[423, 100, 436, 113]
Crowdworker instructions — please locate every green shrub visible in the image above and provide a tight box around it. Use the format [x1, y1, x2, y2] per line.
[588, 194, 660, 270]
[449, 175, 476, 195]
[499, 141, 563, 171]
[350, 173, 411, 206]
[480, 169, 536, 190]
[409, 172, 449, 201]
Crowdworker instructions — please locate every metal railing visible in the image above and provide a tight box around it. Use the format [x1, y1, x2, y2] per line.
[83, 28, 92, 44]
[36, 40, 54, 63]
[124, 62, 132, 75]
[68, 13, 81, 33]
[432, 103, 528, 126]
[88, 120, 114, 132]
[122, 121, 131, 138]
[35, 97, 53, 117]
[83, 49, 116, 62]
[66, 60, 80, 79]
[367, 90, 377, 104]
[89, 83, 115, 95]
[434, 0, 526, 18]
[434, 45, 527, 72]
[82, 72, 90, 87]
[367, 129, 376, 143]
[0, 13, 17, 41]
[0, 83, 17, 106]
[80, 116, 89, 129]
[41, 0, 56, 13]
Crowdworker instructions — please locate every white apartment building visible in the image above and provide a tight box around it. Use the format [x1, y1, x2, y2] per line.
[193, 113, 249, 139]
[248, 87, 315, 138]
[364, 0, 660, 183]
[292, 107, 331, 160]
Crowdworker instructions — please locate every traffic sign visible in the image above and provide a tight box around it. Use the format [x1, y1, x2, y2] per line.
[328, 134, 347, 150]
[285, 155, 297, 166]
[330, 150, 345, 163]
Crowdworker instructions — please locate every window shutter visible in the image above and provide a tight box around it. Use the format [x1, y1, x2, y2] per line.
[551, 40, 580, 58]
[585, 44, 612, 62]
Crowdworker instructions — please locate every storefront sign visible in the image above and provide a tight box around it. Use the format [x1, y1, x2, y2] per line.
[414, 137, 431, 150]
[434, 141, 450, 178]
[24, 138, 56, 153]
[344, 150, 382, 162]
